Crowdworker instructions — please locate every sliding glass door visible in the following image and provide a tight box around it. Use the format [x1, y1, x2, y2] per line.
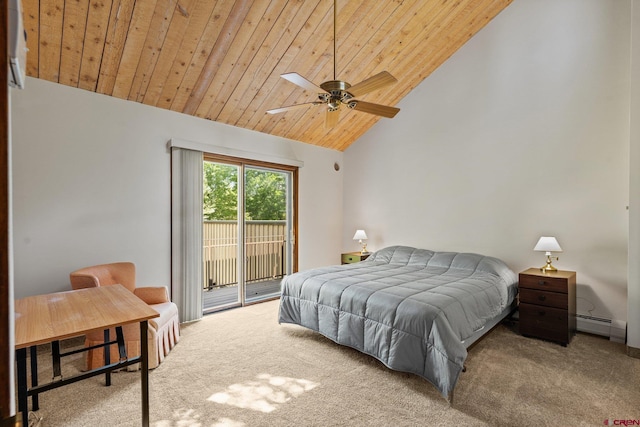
[243, 166, 291, 304]
[202, 161, 241, 310]
[202, 157, 295, 313]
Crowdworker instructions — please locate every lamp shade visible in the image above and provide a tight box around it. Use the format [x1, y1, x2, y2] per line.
[353, 230, 368, 240]
[533, 236, 562, 252]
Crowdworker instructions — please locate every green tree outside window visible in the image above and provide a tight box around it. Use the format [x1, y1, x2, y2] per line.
[203, 163, 286, 221]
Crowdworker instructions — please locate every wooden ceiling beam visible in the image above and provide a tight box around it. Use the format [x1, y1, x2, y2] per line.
[58, 0, 89, 87]
[38, 0, 65, 82]
[139, 0, 197, 106]
[78, 0, 112, 91]
[181, 0, 254, 116]
[128, 0, 179, 102]
[111, 0, 159, 98]
[23, 0, 40, 77]
[95, 0, 136, 95]
[194, 1, 272, 120]
[218, 1, 319, 128]
[153, 0, 219, 109]
[215, 0, 324, 127]
[203, 0, 291, 121]
[167, 0, 237, 113]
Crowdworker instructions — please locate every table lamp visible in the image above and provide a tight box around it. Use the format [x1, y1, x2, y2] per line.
[534, 236, 562, 272]
[353, 230, 368, 254]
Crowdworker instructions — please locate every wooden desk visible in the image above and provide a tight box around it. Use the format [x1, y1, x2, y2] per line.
[15, 285, 159, 426]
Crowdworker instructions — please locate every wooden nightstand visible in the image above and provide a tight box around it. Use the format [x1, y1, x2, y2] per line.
[341, 252, 370, 264]
[518, 268, 576, 346]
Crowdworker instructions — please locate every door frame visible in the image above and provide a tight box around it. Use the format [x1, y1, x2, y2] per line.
[203, 153, 298, 311]
[1, 2, 14, 422]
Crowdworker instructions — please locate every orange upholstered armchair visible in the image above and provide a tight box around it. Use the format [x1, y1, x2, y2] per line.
[69, 262, 180, 370]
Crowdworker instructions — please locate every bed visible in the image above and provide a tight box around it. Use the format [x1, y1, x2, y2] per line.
[278, 245, 518, 398]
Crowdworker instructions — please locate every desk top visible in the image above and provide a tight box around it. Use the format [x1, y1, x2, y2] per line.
[15, 285, 159, 349]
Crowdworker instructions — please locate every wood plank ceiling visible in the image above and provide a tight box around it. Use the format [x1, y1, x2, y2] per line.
[21, 0, 512, 151]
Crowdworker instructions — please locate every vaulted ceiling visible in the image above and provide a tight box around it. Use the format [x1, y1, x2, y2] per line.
[22, 0, 512, 151]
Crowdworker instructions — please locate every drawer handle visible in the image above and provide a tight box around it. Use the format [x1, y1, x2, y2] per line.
[538, 295, 546, 301]
[538, 280, 547, 286]
[538, 310, 546, 316]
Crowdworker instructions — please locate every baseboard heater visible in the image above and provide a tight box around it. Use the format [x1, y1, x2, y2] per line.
[576, 314, 626, 343]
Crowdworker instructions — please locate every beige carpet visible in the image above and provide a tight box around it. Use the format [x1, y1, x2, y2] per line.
[24, 300, 639, 426]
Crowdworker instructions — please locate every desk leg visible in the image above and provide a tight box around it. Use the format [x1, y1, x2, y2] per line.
[16, 348, 27, 427]
[140, 320, 149, 427]
[51, 340, 61, 379]
[30, 345, 39, 410]
[115, 326, 126, 360]
[104, 329, 111, 386]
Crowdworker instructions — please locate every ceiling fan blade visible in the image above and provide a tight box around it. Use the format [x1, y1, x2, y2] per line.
[325, 108, 340, 129]
[281, 72, 327, 94]
[267, 102, 323, 115]
[347, 71, 398, 98]
[348, 100, 400, 118]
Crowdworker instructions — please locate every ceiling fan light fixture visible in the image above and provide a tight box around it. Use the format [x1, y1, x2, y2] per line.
[341, 93, 353, 103]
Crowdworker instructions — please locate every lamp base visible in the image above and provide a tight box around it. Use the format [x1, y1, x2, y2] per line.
[539, 254, 559, 272]
[539, 263, 558, 272]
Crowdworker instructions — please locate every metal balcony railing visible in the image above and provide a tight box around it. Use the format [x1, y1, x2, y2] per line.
[202, 220, 286, 290]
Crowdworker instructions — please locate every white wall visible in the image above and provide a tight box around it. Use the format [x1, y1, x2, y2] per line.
[10, 78, 343, 298]
[343, 0, 631, 327]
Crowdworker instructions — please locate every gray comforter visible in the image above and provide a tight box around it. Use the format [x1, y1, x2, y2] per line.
[278, 246, 518, 397]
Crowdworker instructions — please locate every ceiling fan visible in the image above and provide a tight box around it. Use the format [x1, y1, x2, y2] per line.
[267, 0, 400, 128]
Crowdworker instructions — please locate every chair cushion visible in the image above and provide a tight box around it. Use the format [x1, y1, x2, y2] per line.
[134, 287, 170, 305]
[70, 262, 136, 292]
[148, 301, 179, 331]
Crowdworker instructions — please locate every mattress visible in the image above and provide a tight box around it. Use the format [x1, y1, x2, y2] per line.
[278, 246, 518, 397]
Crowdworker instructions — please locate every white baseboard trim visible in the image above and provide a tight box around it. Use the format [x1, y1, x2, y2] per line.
[576, 315, 627, 343]
[610, 319, 627, 344]
[577, 315, 610, 337]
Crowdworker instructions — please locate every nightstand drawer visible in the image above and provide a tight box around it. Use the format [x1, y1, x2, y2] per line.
[341, 253, 369, 264]
[519, 274, 568, 293]
[519, 288, 567, 309]
[519, 303, 569, 344]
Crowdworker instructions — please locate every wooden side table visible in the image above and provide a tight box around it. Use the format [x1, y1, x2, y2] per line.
[518, 268, 576, 346]
[341, 252, 370, 264]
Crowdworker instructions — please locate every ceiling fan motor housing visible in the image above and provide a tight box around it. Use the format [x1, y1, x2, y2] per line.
[319, 80, 354, 111]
